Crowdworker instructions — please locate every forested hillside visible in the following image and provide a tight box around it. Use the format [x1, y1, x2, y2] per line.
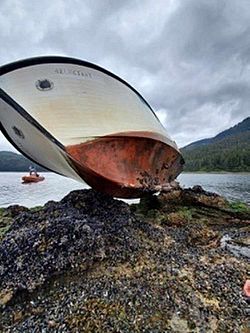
[0, 151, 47, 172]
[181, 117, 250, 172]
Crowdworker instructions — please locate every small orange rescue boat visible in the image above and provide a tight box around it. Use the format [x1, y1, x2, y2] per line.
[22, 175, 45, 184]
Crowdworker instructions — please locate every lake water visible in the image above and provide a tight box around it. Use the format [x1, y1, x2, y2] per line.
[0, 172, 249, 208]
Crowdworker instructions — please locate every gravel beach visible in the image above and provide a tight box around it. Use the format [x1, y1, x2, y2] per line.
[0, 187, 249, 332]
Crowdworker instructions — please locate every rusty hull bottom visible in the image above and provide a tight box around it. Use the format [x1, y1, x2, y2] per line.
[66, 135, 183, 198]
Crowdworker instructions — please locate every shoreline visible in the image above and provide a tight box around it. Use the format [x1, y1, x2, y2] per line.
[1, 172, 250, 208]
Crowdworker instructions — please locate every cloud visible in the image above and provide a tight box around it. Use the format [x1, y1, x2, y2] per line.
[1, 0, 250, 149]
[0, 133, 16, 151]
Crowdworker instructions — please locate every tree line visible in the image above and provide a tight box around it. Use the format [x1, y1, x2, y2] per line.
[181, 132, 250, 172]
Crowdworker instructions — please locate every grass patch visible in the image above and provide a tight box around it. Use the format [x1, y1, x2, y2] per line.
[229, 201, 250, 213]
[0, 225, 11, 240]
[30, 206, 42, 212]
[176, 207, 194, 221]
[0, 208, 13, 241]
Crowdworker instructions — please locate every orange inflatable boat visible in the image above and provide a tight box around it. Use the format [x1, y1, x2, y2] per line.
[22, 175, 45, 183]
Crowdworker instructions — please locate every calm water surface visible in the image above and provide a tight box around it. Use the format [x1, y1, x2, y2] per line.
[179, 173, 250, 204]
[0, 172, 249, 208]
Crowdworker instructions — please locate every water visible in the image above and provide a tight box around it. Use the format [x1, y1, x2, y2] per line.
[0, 172, 87, 208]
[0, 172, 249, 208]
[178, 173, 250, 204]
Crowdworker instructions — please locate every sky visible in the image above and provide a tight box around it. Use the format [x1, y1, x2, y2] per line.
[0, 0, 250, 151]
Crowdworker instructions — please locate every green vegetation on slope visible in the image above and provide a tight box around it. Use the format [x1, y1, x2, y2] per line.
[0, 151, 47, 172]
[181, 118, 250, 172]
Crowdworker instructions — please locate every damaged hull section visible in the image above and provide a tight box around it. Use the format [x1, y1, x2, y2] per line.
[66, 132, 183, 198]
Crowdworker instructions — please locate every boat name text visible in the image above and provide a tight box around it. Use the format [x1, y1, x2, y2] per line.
[55, 68, 92, 78]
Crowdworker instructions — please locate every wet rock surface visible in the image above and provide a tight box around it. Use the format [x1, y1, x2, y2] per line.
[0, 187, 249, 332]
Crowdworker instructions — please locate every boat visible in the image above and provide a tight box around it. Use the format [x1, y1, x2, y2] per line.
[0, 56, 184, 198]
[22, 175, 45, 184]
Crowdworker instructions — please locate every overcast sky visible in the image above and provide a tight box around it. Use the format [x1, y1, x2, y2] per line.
[1, 0, 250, 151]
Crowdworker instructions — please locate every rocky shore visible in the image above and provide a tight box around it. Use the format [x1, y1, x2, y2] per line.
[0, 186, 249, 332]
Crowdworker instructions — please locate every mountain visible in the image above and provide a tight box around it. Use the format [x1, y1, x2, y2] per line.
[0, 151, 47, 172]
[184, 117, 250, 149]
[181, 117, 250, 172]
